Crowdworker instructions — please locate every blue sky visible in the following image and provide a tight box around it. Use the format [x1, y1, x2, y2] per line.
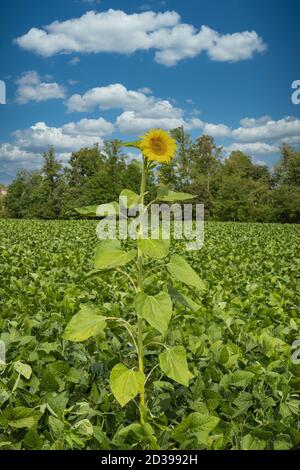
[0, 0, 300, 183]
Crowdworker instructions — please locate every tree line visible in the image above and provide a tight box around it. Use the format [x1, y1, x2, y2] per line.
[3, 127, 300, 222]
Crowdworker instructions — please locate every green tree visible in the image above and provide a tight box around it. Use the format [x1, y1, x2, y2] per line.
[189, 135, 222, 217]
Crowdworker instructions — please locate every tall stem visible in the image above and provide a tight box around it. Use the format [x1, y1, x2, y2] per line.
[137, 157, 147, 425]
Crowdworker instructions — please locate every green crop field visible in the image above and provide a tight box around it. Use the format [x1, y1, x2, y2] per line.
[0, 219, 300, 450]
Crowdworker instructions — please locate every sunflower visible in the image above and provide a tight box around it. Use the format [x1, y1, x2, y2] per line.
[140, 128, 177, 163]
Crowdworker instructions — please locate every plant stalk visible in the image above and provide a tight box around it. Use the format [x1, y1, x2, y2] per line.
[137, 156, 147, 425]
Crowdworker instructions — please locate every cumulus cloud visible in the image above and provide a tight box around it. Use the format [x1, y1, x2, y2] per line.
[15, 71, 66, 104]
[68, 57, 80, 65]
[186, 118, 231, 137]
[232, 116, 300, 142]
[185, 115, 300, 155]
[66, 83, 183, 117]
[225, 142, 279, 155]
[13, 121, 104, 152]
[116, 111, 184, 133]
[62, 117, 114, 136]
[15, 9, 266, 66]
[239, 116, 272, 128]
[0, 143, 40, 162]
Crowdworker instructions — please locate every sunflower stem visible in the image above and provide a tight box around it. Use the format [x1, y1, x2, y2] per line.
[136, 155, 147, 426]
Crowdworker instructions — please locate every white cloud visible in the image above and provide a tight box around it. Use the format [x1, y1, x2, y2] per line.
[15, 9, 266, 66]
[239, 116, 272, 128]
[67, 83, 189, 133]
[15, 71, 66, 104]
[225, 142, 279, 155]
[138, 87, 152, 94]
[66, 83, 183, 121]
[232, 116, 300, 142]
[207, 30, 266, 62]
[62, 117, 114, 136]
[186, 118, 231, 137]
[68, 57, 80, 65]
[116, 111, 184, 133]
[67, 83, 151, 112]
[13, 121, 104, 152]
[0, 143, 40, 162]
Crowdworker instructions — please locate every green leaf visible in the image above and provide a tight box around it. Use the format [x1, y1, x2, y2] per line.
[123, 141, 142, 150]
[120, 189, 141, 209]
[14, 361, 32, 380]
[157, 187, 195, 202]
[168, 285, 201, 312]
[135, 292, 172, 335]
[113, 422, 159, 449]
[23, 429, 43, 450]
[241, 434, 266, 450]
[75, 202, 119, 217]
[220, 370, 255, 389]
[138, 238, 170, 260]
[167, 254, 205, 291]
[75, 205, 99, 216]
[173, 412, 220, 442]
[95, 239, 136, 270]
[47, 392, 69, 420]
[159, 346, 194, 386]
[63, 305, 106, 342]
[110, 364, 144, 407]
[230, 370, 255, 388]
[73, 419, 94, 436]
[5, 407, 42, 429]
[49, 416, 64, 439]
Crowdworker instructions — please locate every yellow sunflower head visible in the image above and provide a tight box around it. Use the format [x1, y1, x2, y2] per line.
[140, 128, 177, 164]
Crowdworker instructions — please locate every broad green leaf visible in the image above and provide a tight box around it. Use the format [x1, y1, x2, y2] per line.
[110, 364, 144, 407]
[73, 419, 93, 436]
[159, 346, 194, 386]
[113, 422, 159, 449]
[273, 437, 293, 450]
[47, 392, 69, 420]
[168, 285, 201, 312]
[49, 416, 64, 439]
[75, 205, 99, 216]
[95, 239, 136, 270]
[75, 202, 119, 217]
[4, 407, 42, 429]
[173, 412, 220, 442]
[241, 434, 266, 450]
[120, 189, 141, 209]
[167, 254, 205, 291]
[123, 141, 142, 150]
[157, 187, 195, 202]
[138, 237, 170, 260]
[14, 361, 32, 380]
[63, 305, 106, 342]
[23, 428, 43, 450]
[220, 370, 255, 389]
[135, 292, 172, 334]
[258, 332, 287, 353]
